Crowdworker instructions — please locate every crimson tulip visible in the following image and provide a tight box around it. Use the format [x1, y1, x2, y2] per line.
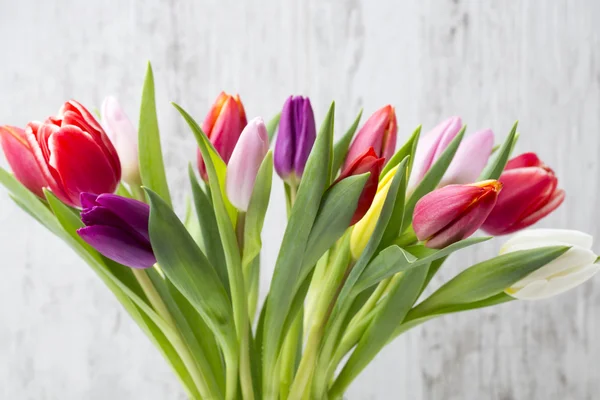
[334, 147, 385, 225]
[343, 105, 397, 170]
[482, 153, 565, 235]
[414, 180, 502, 248]
[1, 100, 121, 207]
[197, 92, 247, 180]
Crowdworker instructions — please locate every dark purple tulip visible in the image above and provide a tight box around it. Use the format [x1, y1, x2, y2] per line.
[77, 193, 156, 269]
[274, 96, 316, 185]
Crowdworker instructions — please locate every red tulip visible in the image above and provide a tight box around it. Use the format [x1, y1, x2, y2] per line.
[482, 152, 565, 235]
[1, 100, 121, 207]
[197, 92, 247, 180]
[414, 180, 502, 248]
[343, 105, 397, 170]
[334, 147, 385, 225]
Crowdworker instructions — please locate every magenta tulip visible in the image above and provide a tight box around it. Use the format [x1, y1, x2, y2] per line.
[482, 153, 565, 235]
[414, 180, 502, 248]
[343, 105, 397, 170]
[226, 117, 270, 211]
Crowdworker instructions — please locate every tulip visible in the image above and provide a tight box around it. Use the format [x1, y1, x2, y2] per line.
[408, 116, 462, 190]
[333, 147, 385, 225]
[226, 117, 270, 212]
[350, 165, 399, 259]
[274, 96, 317, 185]
[439, 129, 494, 186]
[343, 105, 397, 170]
[413, 180, 502, 249]
[1, 100, 121, 207]
[482, 153, 565, 235]
[502, 229, 599, 300]
[77, 193, 156, 269]
[0, 126, 49, 197]
[101, 96, 140, 186]
[197, 92, 247, 180]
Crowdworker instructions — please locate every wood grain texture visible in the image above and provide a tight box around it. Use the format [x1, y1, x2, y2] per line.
[1, 0, 599, 398]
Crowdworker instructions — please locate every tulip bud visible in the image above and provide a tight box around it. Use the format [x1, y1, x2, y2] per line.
[350, 165, 399, 259]
[77, 193, 156, 269]
[101, 96, 141, 186]
[0, 125, 49, 198]
[409, 116, 462, 190]
[343, 105, 397, 170]
[413, 180, 502, 249]
[226, 117, 270, 211]
[439, 129, 494, 186]
[1, 100, 121, 207]
[197, 92, 247, 181]
[501, 229, 599, 300]
[333, 147, 385, 225]
[274, 96, 317, 185]
[482, 153, 565, 235]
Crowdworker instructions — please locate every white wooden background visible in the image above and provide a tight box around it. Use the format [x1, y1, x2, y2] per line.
[1, 0, 599, 399]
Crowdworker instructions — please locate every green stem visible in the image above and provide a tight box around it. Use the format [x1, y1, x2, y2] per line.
[133, 268, 212, 400]
[279, 310, 303, 400]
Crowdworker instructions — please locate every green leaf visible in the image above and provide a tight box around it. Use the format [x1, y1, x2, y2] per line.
[116, 183, 133, 198]
[188, 165, 229, 293]
[145, 188, 235, 346]
[333, 158, 407, 315]
[411, 246, 570, 318]
[138, 62, 171, 207]
[330, 265, 428, 398]
[378, 156, 409, 249]
[266, 112, 281, 142]
[243, 151, 273, 268]
[331, 109, 363, 180]
[351, 245, 416, 294]
[300, 173, 369, 279]
[403, 126, 465, 228]
[478, 121, 518, 180]
[262, 102, 335, 387]
[380, 125, 421, 179]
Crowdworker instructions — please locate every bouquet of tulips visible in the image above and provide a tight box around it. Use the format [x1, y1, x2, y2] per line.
[1, 63, 598, 400]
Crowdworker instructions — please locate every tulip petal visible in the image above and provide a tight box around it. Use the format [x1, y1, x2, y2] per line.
[48, 126, 119, 206]
[293, 98, 316, 178]
[508, 264, 600, 300]
[511, 189, 565, 232]
[501, 229, 593, 251]
[77, 225, 156, 269]
[95, 194, 151, 242]
[226, 117, 270, 211]
[504, 152, 543, 170]
[210, 97, 244, 164]
[441, 129, 494, 186]
[80, 192, 100, 209]
[0, 126, 48, 197]
[344, 105, 394, 169]
[274, 96, 296, 179]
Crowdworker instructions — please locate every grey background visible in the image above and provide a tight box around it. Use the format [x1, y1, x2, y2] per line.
[1, 0, 599, 399]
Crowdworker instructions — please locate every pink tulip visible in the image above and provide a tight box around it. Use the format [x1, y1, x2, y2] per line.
[101, 96, 140, 185]
[439, 129, 494, 186]
[343, 105, 397, 170]
[226, 117, 270, 212]
[413, 180, 502, 249]
[409, 116, 462, 190]
[0, 126, 49, 197]
[482, 153, 565, 235]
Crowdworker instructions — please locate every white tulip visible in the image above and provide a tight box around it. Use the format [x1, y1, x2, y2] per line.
[502, 229, 599, 300]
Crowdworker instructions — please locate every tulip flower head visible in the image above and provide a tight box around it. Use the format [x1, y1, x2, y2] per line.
[502, 229, 599, 300]
[274, 96, 316, 186]
[409, 116, 462, 191]
[482, 153, 565, 235]
[101, 96, 140, 186]
[439, 129, 494, 186]
[198, 92, 247, 180]
[226, 117, 270, 212]
[1, 100, 121, 207]
[350, 165, 399, 259]
[343, 105, 397, 170]
[334, 147, 385, 226]
[77, 193, 156, 269]
[413, 180, 502, 249]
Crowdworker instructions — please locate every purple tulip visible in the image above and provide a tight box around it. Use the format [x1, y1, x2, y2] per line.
[76, 193, 156, 269]
[274, 96, 316, 185]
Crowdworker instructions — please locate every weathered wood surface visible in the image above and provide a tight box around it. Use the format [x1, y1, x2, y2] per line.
[1, 0, 599, 398]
